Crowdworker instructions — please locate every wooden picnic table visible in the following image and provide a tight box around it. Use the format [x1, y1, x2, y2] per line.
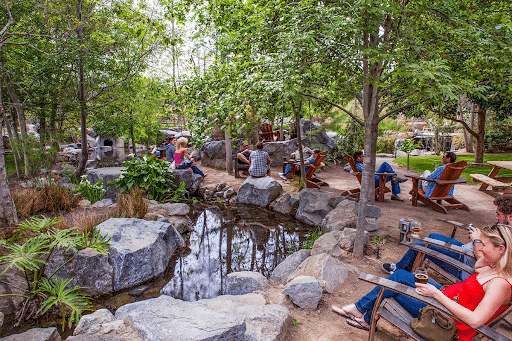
[471, 160, 512, 193]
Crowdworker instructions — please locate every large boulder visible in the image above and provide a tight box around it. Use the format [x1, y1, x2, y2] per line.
[269, 193, 293, 215]
[200, 140, 229, 169]
[270, 249, 311, 281]
[225, 271, 269, 295]
[321, 199, 358, 232]
[0, 267, 26, 314]
[115, 295, 247, 341]
[282, 276, 323, 310]
[72, 309, 115, 336]
[310, 232, 343, 259]
[287, 253, 349, 293]
[96, 218, 184, 291]
[238, 177, 283, 207]
[295, 189, 340, 226]
[172, 169, 202, 194]
[86, 167, 124, 199]
[198, 294, 290, 341]
[44, 247, 113, 296]
[0, 327, 61, 341]
[262, 139, 299, 167]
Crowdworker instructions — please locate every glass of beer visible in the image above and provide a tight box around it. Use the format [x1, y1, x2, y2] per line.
[415, 267, 428, 285]
[410, 221, 422, 238]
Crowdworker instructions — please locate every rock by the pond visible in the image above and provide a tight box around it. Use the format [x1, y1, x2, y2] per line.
[295, 189, 339, 226]
[45, 247, 113, 296]
[171, 169, 203, 194]
[270, 249, 311, 281]
[86, 167, 123, 199]
[167, 215, 194, 234]
[261, 139, 300, 168]
[237, 177, 282, 207]
[282, 275, 323, 310]
[287, 253, 349, 293]
[337, 228, 368, 252]
[73, 309, 115, 336]
[216, 181, 227, 192]
[289, 195, 300, 209]
[223, 187, 235, 199]
[0, 327, 61, 341]
[269, 193, 293, 215]
[0, 266, 26, 314]
[225, 271, 269, 295]
[200, 141, 229, 169]
[115, 295, 246, 340]
[322, 198, 358, 232]
[92, 198, 115, 208]
[311, 231, 343, 259]
[198, 294, 290, 341]
[160, 202, 190, 216]
[96, 218, 183, 291]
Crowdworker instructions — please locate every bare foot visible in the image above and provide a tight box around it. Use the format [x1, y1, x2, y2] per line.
[331, 304, 363, 319]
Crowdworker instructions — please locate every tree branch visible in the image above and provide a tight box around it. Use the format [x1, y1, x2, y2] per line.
[299, 92, 364, 126]
[378, 91, 418, 114]
[379, 97, 430, 121]
[432, 109, 477, 137]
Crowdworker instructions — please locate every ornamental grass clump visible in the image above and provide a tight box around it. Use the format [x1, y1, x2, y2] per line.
[0, 216, 111, 330]
[113, 187, 148, 219]
[13, 184, 80, 218]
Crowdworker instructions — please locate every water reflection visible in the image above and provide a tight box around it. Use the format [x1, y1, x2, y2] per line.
[164, 206, 307, 301]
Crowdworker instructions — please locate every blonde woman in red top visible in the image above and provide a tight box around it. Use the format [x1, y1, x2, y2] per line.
[333, 224, 512, 341]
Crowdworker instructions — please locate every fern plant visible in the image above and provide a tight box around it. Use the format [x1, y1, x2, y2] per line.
[0, 216, 111, 329]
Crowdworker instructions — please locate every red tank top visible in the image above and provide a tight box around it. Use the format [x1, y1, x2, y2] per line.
[441, 273, 512, 341]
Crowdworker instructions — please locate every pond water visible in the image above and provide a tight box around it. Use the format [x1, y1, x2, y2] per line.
[2, 204, 310, 338]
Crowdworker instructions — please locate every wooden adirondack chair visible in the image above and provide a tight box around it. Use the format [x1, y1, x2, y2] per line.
[344, 153, 392, 202]
[406, 161, 470, 214]
[284, 151, 329, 188]
[358, 272, 512, 341]
[260, 123, 277, 142]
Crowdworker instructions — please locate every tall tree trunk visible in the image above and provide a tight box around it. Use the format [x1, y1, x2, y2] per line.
[474, 107, 485, 164]
[0, 101, 18, 225]
[292, 100, 306, 186]
[130, 109, 136, 155]
[6, 81, 30, 177]
[225, 129, 233, 174]
[75, 0, 88, 178]
[457, 96, 471, 153]
[0, 80, 21, 177]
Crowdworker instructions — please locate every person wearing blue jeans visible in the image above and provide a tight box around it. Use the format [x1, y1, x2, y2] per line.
[176, 161, 205, 177]
[354, 150, 407, 201]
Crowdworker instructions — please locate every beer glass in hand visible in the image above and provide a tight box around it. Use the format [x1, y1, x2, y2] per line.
[415, 267, 428, 285]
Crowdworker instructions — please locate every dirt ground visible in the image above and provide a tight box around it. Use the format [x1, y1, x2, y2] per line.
[200, 156, 504, 341]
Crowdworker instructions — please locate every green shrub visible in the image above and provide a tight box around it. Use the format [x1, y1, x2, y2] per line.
[73, 177, 107, 204]
[376, 135, 396, 154]
[110, 155, 188, 203]
[300, 228, 322, 249]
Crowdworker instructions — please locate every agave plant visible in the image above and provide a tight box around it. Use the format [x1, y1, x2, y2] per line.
[0, 216, 111, 329]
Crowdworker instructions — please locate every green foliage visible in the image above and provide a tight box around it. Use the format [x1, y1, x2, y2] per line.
[400, 140, 421, 154]
[62, 168, 80, 185]
[11, 135, 57, 178]
[73, 177, 107, 204]
[36, 278, 92, 330]
[485, 120, 512, 151]
[111, 155, 188, 203]
[369, 235, 386, 246]
[300, 228, 322, 250]
[0, 217, 110, 329]
[291, 315, 301, 326]
[336, 122, 365, 158]
[395, 154, 512, 184]
[289, 176, 306, 191]
[376, 135, 396, 154]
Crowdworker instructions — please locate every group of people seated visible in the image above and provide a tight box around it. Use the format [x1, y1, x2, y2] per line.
[332, 195, 512, 340]
[237, 142, 325, 179]
[153, 136, 206, 177]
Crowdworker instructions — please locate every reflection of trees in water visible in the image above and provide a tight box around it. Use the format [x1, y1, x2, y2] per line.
[166, 207, 302, 301]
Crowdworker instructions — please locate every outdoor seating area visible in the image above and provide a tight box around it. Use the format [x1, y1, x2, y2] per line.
[471, 161, 512, 196]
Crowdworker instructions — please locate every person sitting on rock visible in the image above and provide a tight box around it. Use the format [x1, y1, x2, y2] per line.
[237, 143, 252, 165]
[353, 150, 407, 201]
[174, 137, 206, 177]
[165, 136, 176, 163]
[249, 142, 270, 177]
[419, 151, 457, 196]
[278, 144, 314, 180]
[381, 195, 512, 278]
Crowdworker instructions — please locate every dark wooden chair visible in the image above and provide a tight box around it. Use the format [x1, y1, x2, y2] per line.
[406, 161, 470, 214]
[285, 151, 329, 188]
[260, 123, 278, 142]
[234, 157, 249, 178]
[359, 272, 512, 341]
[344, 153, 392, 202]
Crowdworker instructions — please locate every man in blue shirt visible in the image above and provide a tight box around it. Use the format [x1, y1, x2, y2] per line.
[165, 137, 176, 163]
[353, 151, 407, 201]
[419, 151, 456, 197]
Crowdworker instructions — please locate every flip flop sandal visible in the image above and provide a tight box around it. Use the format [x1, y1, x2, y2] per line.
[346, 317, 370, 331]
[331, 306, 360, 320]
